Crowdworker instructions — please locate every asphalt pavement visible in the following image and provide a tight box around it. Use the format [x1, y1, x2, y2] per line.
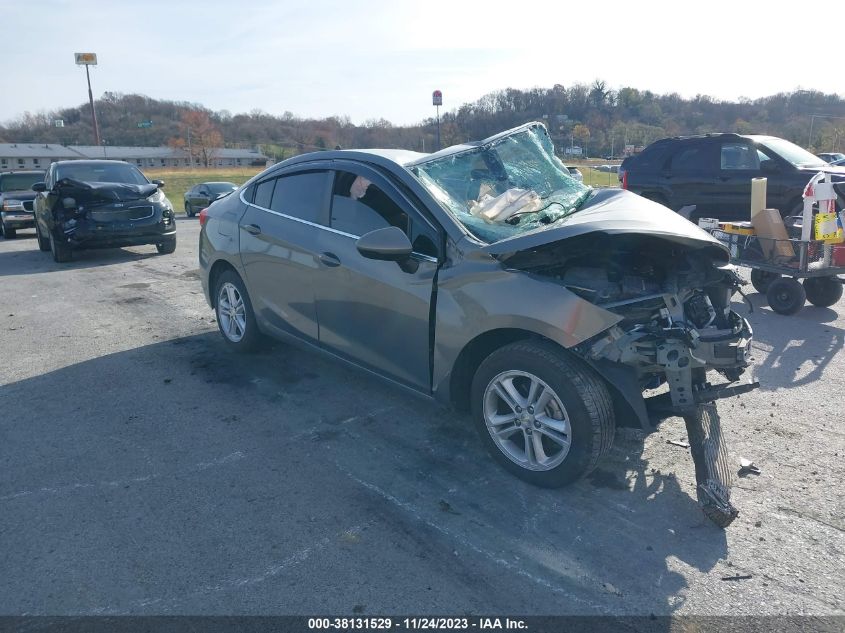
[0, 220, 843, 618]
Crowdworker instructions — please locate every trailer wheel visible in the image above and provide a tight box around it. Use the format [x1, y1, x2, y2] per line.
[766, 277, 805, 315]
[750, 269, 781, 294]
[803, 276, 843, 308]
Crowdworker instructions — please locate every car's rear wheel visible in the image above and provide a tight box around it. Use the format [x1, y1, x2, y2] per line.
[2, 224, 15, 239]
[750, 269, 781, 294]
[803, 276, 843, 307]
[470, 340, 614, 487]
[49, 230, 72, 263]
[156, 238, 177, 254]
[35, 222, 50, 251]
[215, 270, 261, 352]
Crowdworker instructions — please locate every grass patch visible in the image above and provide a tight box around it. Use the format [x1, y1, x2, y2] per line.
[144, 167, 264, 214]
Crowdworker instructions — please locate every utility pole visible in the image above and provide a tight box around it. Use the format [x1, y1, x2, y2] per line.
[75, 53, 101, 146]
[187, 127, 194, 169]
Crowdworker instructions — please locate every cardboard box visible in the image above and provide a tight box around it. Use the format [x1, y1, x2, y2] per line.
[751, 208, 795, 260]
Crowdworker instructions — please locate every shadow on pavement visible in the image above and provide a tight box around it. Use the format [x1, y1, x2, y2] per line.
[0, 242, 160, 277]
[1, 331, 727, 616]
[739, 293, 844, 390]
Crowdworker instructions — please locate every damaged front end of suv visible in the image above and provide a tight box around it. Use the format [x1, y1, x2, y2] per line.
[34, 161, 177, 263]
[413, 123, 757, 527]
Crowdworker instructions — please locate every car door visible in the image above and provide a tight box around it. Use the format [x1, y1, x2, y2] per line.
[661, 141, 720, 217]
[715, 140, 763, 220]
[238, 169, 332, 343]
[314, 166, 441, 392]
[190, 185, 209, 209]
[186, 185, 199, 208]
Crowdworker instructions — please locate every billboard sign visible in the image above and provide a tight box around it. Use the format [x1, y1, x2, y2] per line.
[75, 53, 97, 65]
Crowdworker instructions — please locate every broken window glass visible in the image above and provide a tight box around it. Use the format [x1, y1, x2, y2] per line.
[411, 125, 592, 243]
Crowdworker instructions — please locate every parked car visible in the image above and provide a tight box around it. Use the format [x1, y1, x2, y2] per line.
[32, 160, 177, 262]
[831, 157, 845, 167]
[199, 122, 756, 526]
[184, 182, 238, 217]
[0, 169, 45, 239]
[817, 152, 845, 163]
[619, 133, 845, 221]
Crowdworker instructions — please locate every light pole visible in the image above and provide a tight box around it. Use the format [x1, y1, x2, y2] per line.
[75, 53, 101, 146]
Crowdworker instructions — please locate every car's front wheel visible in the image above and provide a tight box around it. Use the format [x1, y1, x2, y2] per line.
[156, 238, 177, 254]
[185, 202, 194, 217]
[35, 222, 50, 251]
[49, 230, 72, 263]
[470, 340, 615, 487]
[215, 270, 262, 352]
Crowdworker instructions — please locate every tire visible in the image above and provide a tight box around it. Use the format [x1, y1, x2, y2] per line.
[683, 403, 738, 528]
[156, 238, 177, 254]
[185, 202, 195, 218]
[803, 276, 843, 308]
[214, 270, 262, 352]
[35, 222, 50, 251]
[750, 269, 781, 294]
[2, 224, 15, 239]
[49, 230, 72, 263]
[766, 277, 805, 315]
[470, 340, 615, 487]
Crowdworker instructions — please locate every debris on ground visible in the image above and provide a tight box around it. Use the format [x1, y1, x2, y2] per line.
[666, 439, 691, 449]
[721, 574, 753, 581]
[739, 458, 762, 476]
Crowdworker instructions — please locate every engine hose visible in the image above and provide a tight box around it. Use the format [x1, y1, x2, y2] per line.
[683, 403, 739, 528]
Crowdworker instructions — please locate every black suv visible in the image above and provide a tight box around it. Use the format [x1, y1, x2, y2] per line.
[33, 160, 177, 262]
[619, 134, 845, 221]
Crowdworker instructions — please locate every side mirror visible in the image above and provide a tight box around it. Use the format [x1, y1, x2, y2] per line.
[356, 226, 413, 261]
[760, 161, 779, 174]
[152, 179, 165, 188]
[32, 182, 47, 192]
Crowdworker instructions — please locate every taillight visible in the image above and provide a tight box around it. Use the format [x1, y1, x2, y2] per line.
[198, 208, 209, 227]
[621, 170, 628, 190]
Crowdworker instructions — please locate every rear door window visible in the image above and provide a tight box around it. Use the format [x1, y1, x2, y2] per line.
[269, 171, 330, 223]
[670, 144, 713, 172]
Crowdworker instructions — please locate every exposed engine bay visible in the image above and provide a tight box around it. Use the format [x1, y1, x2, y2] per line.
[511, 234, 758, 526]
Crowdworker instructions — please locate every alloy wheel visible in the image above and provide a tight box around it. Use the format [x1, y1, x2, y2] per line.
[217, 282, 247, 342]
[482, 370, 572, 471]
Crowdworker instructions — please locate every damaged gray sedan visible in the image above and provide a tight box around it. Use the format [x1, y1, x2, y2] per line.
[199, 122, 757, 527]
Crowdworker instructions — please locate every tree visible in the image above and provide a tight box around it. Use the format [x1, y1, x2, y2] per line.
[176, 110, 223, 167]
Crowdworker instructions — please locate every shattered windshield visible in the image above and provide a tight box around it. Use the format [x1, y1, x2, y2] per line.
[412, 126, 591, 243]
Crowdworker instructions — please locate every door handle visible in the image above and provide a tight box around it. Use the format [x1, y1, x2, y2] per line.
[319, 252, 341, 267]
[243, 223, 261, 235]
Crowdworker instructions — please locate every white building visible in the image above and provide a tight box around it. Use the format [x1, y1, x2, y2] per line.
[0, 143, 269, 170]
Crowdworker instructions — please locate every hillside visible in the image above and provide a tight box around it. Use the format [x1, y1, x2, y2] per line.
[2, 82, 844, 158]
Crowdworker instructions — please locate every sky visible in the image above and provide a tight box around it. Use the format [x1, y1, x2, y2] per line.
[3, 0, 844, 126]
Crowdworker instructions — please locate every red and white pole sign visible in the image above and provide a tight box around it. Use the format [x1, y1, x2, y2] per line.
[432, 90, 443, 106]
